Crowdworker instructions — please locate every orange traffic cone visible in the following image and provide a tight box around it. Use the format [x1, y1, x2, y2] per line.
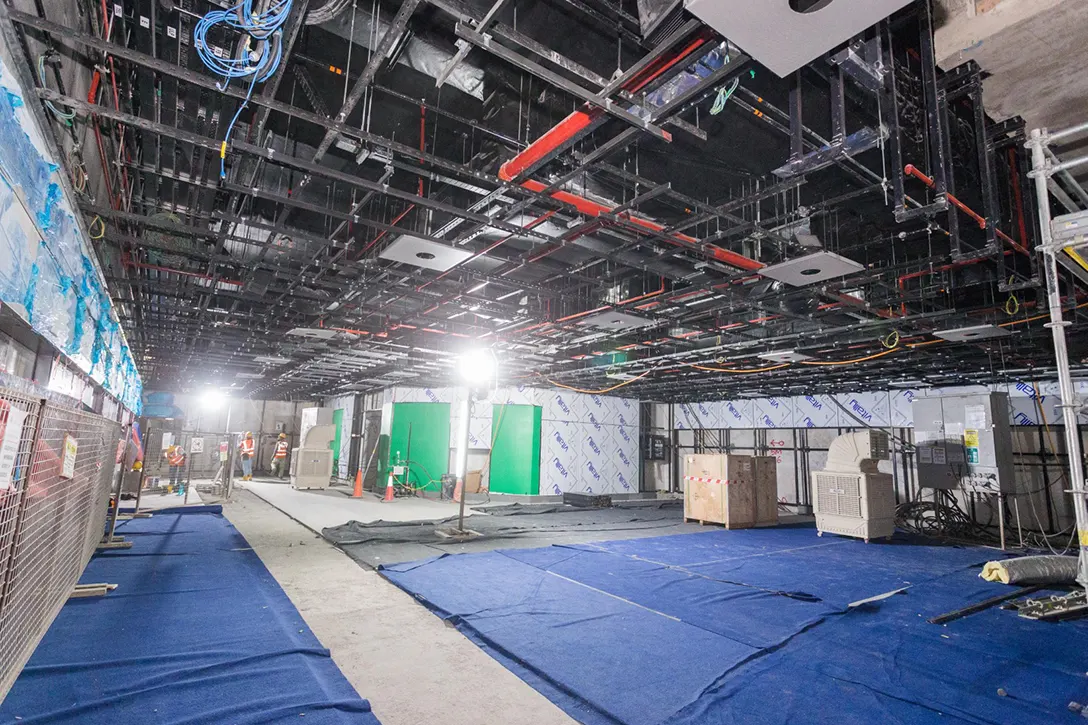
[382, 471, 395, 502]
[352, 469, 363, 498]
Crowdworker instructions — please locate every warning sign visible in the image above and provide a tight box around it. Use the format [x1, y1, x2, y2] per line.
[965, 429, 980, 464]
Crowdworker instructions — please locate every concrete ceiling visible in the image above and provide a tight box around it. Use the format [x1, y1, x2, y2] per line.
[935, 0, 1088, 176]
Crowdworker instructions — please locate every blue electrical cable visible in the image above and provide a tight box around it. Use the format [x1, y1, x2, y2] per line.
[194, 0, 292, 178]
[221, 71, 260, 178]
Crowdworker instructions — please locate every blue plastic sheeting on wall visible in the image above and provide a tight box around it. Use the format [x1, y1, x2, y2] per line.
[0, 510, 380, 725]
[0, 52, 141, 411]
[382, 552, 760, 725]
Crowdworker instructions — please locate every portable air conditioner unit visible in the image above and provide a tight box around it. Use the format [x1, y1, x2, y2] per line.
[291, 407, 335, 490]
[812, 430, 894, 543]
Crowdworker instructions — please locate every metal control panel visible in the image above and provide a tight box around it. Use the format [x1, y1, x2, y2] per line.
[911, 392, 1015, 493]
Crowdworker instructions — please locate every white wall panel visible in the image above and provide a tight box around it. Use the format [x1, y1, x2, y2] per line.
[753, 396, 794, 429]
[889, 389, 917, 427]
[833, 391, 891, 427]
[793, 394, 839, 428]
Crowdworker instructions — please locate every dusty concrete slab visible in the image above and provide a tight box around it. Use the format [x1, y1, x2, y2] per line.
[222, 488, 577, 725]
[242, 479, 473, 530]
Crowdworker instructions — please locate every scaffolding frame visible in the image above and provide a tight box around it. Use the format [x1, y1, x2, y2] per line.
[1027, 124, 1088, 596]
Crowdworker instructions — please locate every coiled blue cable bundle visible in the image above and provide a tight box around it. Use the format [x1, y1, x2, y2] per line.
[193, 0, 292, 177]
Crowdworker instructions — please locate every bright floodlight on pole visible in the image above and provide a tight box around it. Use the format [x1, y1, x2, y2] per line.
[458, 348, 497, 386]
[453, 349, 496, 535]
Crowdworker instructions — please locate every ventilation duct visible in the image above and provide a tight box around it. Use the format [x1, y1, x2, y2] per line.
[319, 13, 483, 100]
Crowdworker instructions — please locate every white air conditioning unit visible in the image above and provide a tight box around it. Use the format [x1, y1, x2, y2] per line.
[812, 430, 894, 542]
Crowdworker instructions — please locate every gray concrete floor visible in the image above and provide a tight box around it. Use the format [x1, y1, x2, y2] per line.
[222, 488, 576, 725]
[242, 479, 476, 529]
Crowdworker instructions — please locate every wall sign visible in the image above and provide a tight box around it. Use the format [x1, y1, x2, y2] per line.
[0, 404, 28, 490]
[61, 435, 78, 479]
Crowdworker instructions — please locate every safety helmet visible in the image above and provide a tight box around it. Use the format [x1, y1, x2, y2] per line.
[132, 461, 143, 471]
[278, 433, 286, 439]
[245, 431, 253, 438]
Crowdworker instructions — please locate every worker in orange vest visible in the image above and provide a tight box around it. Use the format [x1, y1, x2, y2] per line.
[271, 433, 289, 479]
[239, 432, 256, 480]
[165, 444, 186, 494]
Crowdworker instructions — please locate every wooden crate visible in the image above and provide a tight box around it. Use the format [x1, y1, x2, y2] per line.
[683, 455, 754, 528]
[752, 456, 779, 526]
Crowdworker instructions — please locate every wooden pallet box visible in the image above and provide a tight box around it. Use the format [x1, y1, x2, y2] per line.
[752, 456, 779, 526]
[683, 455, 755, 528]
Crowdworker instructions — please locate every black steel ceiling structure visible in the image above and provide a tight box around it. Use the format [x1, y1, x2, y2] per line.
[5, 0, 1085, 401]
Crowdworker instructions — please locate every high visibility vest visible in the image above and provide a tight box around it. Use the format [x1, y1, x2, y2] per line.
[167, 448, 185, 466]
[240, 438, 255, 456]
[273, 441, 288, 459]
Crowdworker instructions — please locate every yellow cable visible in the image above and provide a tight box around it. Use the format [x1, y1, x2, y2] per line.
[1004, 294, 1020, 316]
[690, 362, 790, 374]
[89, 215, 105, 240]
[798, 348, 899, 366]
[881, 330, 900, 349]
[543, 368, 654, 394]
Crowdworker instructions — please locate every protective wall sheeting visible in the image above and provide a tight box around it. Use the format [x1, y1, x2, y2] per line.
[794, 394, 840, 428]
[386, 386, 640, 495]
[753, 396, 794, 429]
[835, 391, 891, 427]
[540, 390, 639, 496]
[0, 49, 140, 411]
[673, 380, 1088, 429]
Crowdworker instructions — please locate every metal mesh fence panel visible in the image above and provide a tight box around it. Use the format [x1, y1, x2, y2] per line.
[0, 390, 121, 700]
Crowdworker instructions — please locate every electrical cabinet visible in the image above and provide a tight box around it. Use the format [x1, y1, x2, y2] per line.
[911, 393, 1015, 493]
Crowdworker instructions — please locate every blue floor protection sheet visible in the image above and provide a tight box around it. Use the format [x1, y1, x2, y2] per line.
[382, 525, 1088, 725]
[0, 507, 381, 725]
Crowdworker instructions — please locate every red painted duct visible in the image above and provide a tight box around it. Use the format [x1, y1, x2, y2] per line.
[496, 31, 765, 273]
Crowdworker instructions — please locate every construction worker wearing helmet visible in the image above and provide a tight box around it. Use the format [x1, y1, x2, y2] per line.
[239, 432, 256, 480]
[165, 444, 186, 494]
[271, 433, 290, 479]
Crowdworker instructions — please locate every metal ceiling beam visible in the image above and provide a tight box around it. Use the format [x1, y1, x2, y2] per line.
[38, 89, 565, 244]
[8, 11, 520, 192]
[309, 0, 423, 165]
[454, 24, 673, 143]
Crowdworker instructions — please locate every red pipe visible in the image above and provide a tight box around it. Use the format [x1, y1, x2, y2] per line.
[904, 164, 1029, 256]
[355, 204, 417, 260]
[494, 32, 765, 274]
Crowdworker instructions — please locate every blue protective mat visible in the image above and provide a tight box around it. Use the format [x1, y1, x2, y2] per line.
[0, 510, 380, 725]
[382, 528, 1085, 725]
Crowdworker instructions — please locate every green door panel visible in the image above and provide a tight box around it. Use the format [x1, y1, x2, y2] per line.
[388, 403, 450, 492]
[488, 404, 541, 495]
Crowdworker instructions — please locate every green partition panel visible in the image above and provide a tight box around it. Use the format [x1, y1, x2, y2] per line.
[331, 408, 344, 473]
[389, 403, 450, 492]
[489, 404, 541, 495]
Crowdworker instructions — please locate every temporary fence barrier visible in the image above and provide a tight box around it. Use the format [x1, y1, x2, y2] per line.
[0, 385, 122, 701]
